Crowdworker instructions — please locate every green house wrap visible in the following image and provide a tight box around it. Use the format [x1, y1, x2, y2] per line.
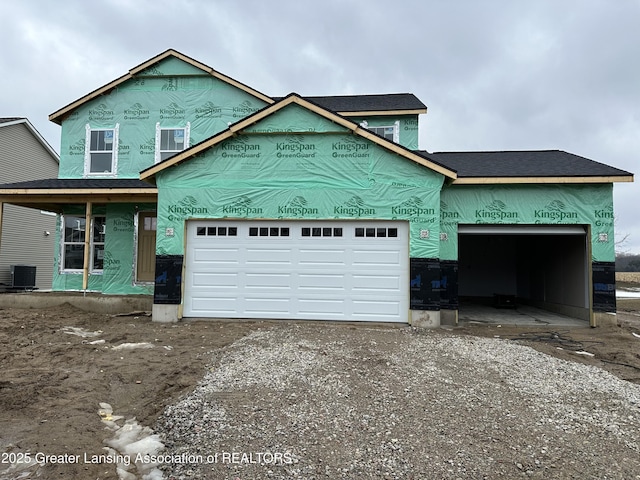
[4, 49, 630, 326]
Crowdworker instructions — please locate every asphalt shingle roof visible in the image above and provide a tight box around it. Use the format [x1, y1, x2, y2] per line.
[0, 178, 154, 189]
[0, 154, 631, 190]
[424, 150, 633, 178]
[274, 94, 427, 113]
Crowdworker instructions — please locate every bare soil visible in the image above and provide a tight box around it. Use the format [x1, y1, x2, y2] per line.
[0, 294, 639, 479]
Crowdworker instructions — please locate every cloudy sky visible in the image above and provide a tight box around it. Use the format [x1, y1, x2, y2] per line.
[2, 0, 638, 253]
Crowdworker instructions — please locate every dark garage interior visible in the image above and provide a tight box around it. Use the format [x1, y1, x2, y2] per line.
[457, 225, 590, 322]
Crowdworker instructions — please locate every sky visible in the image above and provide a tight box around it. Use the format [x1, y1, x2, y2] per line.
[2, 0, 638, 253]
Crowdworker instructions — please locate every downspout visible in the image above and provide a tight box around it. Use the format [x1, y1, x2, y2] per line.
[82, 202, 92, 295]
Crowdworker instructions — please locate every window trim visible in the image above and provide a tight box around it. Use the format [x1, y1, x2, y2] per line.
[84, 124, 119, 177]
[155, 122, 190, 164]
[361, 120, 400, 143]
[60, 214, 106, 274]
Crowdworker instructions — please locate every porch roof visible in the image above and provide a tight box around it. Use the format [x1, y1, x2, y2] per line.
[0, 178, 157, 213]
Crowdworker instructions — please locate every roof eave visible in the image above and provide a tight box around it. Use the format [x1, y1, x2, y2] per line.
[452, 175, 634, 185]
[339, 108, 427, 117]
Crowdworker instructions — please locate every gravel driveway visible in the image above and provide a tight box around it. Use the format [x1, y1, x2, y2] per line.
[155, 323, 640, 480]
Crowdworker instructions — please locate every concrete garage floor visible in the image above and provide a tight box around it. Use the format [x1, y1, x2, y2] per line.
[458, 303, 588, 326]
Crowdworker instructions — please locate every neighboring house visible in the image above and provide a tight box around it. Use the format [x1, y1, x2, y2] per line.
[0, 118, 59, 290]
[0, 50, 633, 327]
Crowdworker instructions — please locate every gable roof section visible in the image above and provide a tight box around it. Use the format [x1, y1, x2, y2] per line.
[139, 93, 456, 182]
[274, 93, 428, 116]
[49, 49, 274, 125]
[0, 117, 59, 161]
[427, 150, 634, 184]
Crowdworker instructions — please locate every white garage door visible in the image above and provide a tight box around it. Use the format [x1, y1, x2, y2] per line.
[184, 220, 409, 322]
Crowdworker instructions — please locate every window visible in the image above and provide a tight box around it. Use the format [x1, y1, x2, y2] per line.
[196, 225, 238, 236]
[301, 227, 342, 237]
[249, 226, 289, 237]
[85, 125, 119, 175]
[355, 226, 397, 238]
[61, 215, 106, 272]
[155, 122, 190, 163]
[144, 216, 157, 231]
[361, 120, 400, 143]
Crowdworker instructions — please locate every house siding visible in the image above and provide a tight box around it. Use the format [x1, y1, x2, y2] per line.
[0, 122, 59, 290]
[0, 123, 58, 181]
[0, 205, 55, 289]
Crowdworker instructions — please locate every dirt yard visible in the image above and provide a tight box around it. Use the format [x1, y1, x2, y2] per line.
[0, 290, 639, 479]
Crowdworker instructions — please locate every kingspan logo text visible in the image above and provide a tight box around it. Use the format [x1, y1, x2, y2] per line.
[475, 209, 518, 220]
[222, 142, 260, 152]
[88, 104, 114, 119]
[334, 205, 376, 216]
[534, 210, 578, 221]
[332, 141, 369, 152]
[139, 139, 155, 155]
[595, 209, 614, 219]
[335, 196, 375, 216]
[278, 206, 319, 216]
[392, 206, 435, 216]
[160, 102, 185, 118]
[276, 142, 316, 153]
[168, 205, 208, 215]
[124, 103, 150, 118]
[475, 200, 518, 222]
[441, 211, 460, 219]
[113, 218, 133, 231]
[160, 107, 185, 116]
[195, 102, 222, 118]
[222, 205, 263, 215]
[69, 139, 85, 155]
[233, 101, 259, 116]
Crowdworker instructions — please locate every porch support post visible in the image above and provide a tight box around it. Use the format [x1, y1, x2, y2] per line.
[82, 202, 92, 291]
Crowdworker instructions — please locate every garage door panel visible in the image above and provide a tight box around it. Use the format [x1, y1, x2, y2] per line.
[298, 273, 345, 291]
[245, 248, 293, 265]
[352, 298, 402, 318]
[192, 272, 238, 288]
[184, 221, 409, 322]
[298, 298, 345, 315]
[352, 274, 401, 292]
[244, 297, 291, 315]
[299, 248, 347, 266]
[193, 247, 240, 264]
[352, 249, 402, 266]
[191, 297, 238, 314]
[245, 272, 292, 289]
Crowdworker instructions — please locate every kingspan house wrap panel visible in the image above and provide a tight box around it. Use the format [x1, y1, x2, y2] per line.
[439, 183, 615, 262]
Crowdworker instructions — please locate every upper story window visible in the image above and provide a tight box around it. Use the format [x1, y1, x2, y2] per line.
[155, 122, 190, 163]
[84, 124, 119, 176]
[361, 120, 400, 143]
